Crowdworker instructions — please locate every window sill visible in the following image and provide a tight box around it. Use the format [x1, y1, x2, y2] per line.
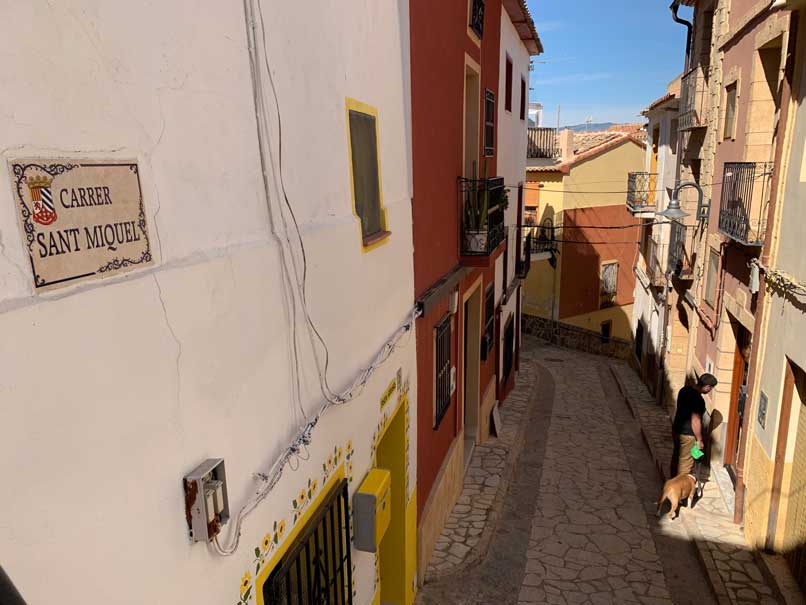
[362, 230, 391, 249]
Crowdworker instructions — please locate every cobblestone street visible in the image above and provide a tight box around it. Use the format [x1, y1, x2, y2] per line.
[416, 338, 793, 604]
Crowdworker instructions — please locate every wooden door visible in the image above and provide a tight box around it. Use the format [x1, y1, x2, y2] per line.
[725, 330, 750, 482]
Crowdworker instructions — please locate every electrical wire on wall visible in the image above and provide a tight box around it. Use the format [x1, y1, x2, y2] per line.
[212, 0, 421, 557]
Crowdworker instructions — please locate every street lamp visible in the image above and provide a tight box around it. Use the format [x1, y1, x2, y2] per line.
[656, 181, 702, 220]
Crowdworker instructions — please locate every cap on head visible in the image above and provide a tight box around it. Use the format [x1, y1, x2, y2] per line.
[697, 373, 718, 388]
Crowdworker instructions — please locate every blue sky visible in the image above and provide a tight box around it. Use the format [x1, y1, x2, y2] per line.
[526, 0, 693, 127]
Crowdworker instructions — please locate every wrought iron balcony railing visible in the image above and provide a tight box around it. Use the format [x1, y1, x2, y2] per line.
[645, 236, 668, 288]
[668, 220, 696, 279]
[516, 230, 533, 279]
[527, 127, 560, 159]
[718, 162, 773, 246]
[521, 217, 561, 255]
[627, 172, 658, 213]
[679, 66, 709, 131]
[459, 176, 507, 256]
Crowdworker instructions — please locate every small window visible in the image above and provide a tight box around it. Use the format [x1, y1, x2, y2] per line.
[600, 262, 618, 308]
[434, 314, 452, 428]
[348, 107, 386, 244]
[483, 90, 495, 156]
[483, 284, 495, 359]
[520, 77, 527, 121]
[723, 82, 737, 140]
[469, 0, 485, 38]
[505, 56, 513, 112]
[705, 248, 720, 307]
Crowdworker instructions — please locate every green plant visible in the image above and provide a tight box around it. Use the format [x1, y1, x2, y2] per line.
[464, 161, 490, 231]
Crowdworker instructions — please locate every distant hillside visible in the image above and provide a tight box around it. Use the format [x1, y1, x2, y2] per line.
[561, 122, 616, 132]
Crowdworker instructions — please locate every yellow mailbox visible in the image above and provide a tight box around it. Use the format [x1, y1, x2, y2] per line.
[353, 468, 391, 552]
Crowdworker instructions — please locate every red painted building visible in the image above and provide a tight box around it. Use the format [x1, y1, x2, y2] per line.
[409, 0, 541, 584]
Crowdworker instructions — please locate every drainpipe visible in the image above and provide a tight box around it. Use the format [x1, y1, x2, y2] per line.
[670, 1, 693, 73]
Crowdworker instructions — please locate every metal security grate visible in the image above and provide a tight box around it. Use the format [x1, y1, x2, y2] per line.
[263, 480, 352, 605]
[434, 314, 452, 428]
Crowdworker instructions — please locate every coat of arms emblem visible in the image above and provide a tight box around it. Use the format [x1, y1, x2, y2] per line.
[27, 174, 57, 225]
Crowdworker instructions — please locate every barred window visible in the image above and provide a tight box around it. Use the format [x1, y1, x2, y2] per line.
[484, 90, 495, 156]
[483, 284, 495, 358]
[262, 480, 352, 604]
[600, 262, 618, 308]
[469, 0, 485, 38]
[434, 314, 452, 429]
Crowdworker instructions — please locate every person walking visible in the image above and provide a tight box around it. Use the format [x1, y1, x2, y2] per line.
[671, 373, 718, 479]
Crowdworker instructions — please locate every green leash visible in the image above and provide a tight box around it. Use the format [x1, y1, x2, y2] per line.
[691, 443, 704, 460]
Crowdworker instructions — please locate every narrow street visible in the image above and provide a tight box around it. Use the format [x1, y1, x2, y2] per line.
[417, 339, 729, 605]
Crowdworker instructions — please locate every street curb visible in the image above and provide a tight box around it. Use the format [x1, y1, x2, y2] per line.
[608, 363, 730, 604]
[609, 363, 798, 605]
[423, 358, 539, 584]
[607, 364, 670, 482]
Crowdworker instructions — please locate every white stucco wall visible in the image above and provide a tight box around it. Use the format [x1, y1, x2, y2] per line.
[497, 10, 531, 380]
[0, 2, 415, 604]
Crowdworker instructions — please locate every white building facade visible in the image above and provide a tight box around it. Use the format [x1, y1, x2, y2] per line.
[496, 8, 534, 399]
[0, 2, 417, 604]
[631, 83, 679, 392]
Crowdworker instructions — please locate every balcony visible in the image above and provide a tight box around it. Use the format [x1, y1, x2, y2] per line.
[516, 230, 533, 279]
[459, 176, 506, 257]
[521, 217, 560, 257]
[668, 221, 696, 279]
[527, 127, 560, 159]
[718, 162, 773, 246]
[626, 172, 658, 215]
[679, 66, 709, 131]
[645, 237, 668, 288]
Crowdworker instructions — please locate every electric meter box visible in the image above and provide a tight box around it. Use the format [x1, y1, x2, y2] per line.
[353, 468, 391, 552]
[183, 458, 230, 543]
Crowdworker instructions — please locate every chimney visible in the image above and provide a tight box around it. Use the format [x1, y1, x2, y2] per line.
[559, 129, 574, 162]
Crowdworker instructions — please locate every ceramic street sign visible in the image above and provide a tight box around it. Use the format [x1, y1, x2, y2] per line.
[10, 159, 152, 291]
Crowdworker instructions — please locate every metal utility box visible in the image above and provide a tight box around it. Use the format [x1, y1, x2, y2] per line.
[353, 468, 391, 552]
[183, 458, 230, 543]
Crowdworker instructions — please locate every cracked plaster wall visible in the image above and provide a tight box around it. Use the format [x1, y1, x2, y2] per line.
[0, 2, 417, 604]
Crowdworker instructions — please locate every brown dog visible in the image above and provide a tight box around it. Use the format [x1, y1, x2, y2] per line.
[656, 473, 696, 520]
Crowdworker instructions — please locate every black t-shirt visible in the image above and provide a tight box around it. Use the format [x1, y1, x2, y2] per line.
[673, 385, 706, 436]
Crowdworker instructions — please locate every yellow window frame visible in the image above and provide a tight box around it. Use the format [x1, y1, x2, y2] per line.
[345, 97, 390, 253]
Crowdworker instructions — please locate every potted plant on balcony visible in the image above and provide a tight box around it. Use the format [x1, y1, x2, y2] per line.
[463, 162, 491, 253]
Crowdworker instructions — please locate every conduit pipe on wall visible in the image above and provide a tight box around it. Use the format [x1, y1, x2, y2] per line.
[670, 1, 693, 73]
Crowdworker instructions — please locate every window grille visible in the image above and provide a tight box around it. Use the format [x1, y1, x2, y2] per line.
[482, 285, 495, 360]
[600, 262, 618, 308]
[434, 314, 452, 428]
[262, 480, 352, 604]
[469, 0, 485, 38]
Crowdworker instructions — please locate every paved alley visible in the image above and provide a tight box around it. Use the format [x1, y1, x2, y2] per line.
[416, 338, 788, 604]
